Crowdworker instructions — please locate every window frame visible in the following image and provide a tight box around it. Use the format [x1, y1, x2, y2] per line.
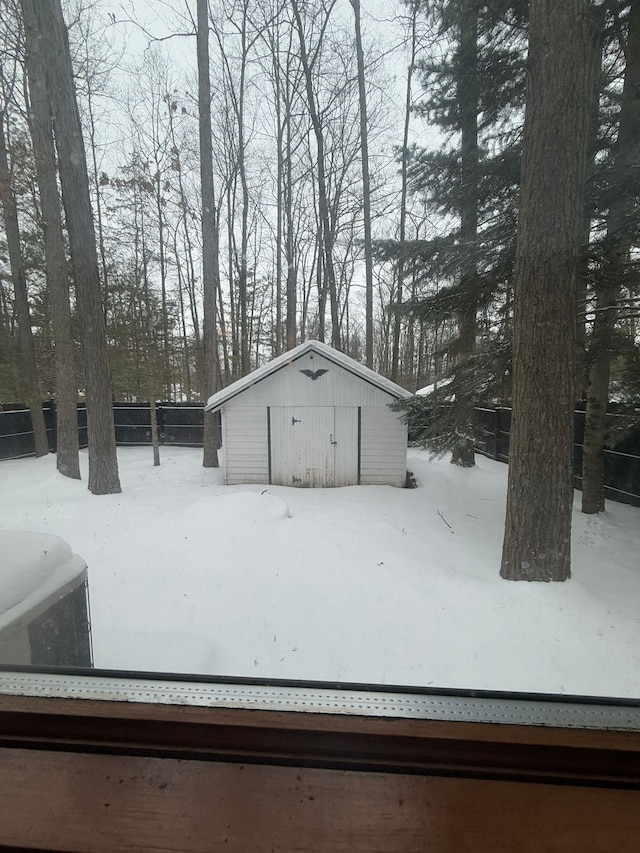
[1, 667, 640, 786]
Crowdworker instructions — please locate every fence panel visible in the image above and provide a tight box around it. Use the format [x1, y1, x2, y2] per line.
[0, 403, 57, 460]
[2, 402, 638, 506]
[157, 403, 205, 447]
[475, 406, 640, 508]
[113, 404, 154, 446]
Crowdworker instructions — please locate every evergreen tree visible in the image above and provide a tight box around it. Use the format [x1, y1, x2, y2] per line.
[377, 0, 527, 462]
[581, 0, 640, 513]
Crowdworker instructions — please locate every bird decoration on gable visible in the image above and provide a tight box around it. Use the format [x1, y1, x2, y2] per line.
[299, 368, 329, 381]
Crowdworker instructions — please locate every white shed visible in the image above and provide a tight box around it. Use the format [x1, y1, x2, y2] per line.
[205, 340, 412, 488]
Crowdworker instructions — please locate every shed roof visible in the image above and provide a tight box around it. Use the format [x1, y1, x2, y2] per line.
[205, 340, 412, 412]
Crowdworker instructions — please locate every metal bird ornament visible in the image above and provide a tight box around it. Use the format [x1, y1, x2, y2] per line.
[299, 368, 329, 381]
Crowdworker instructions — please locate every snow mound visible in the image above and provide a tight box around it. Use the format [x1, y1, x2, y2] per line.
[217, 490, 291, 522]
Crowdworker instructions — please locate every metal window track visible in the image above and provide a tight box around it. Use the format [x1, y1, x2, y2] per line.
[1, 670, 640, 731]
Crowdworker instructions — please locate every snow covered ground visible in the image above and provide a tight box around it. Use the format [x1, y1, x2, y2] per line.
[1, 446, 639, 698]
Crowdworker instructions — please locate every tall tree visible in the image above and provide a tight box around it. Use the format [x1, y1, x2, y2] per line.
[198, 0, 221, 468]
[350, 0, 373, 368]
[391, 0, 419, 384]
[211, 0, 257, 376]
[500, 0, 601, 581]
[450, 0, 479, 467]
[0, 109, 49, 458]
[290, 0, 341, 350]
[376, 0, 526, 458]
[581, 0, 640, 514]
[24, 0, 121, 495]
[22, 0, 80, 479]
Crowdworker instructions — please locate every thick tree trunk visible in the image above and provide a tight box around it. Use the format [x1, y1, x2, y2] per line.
[86, 92, 110, 313]
[581, 0, 640, 514]
[22, 0, 80, 479]
[500, 0, 600, 581]
[197, 0, 221, 468]
[28, 0, 121, 495]
[0, 112, 49, 458]
[450, 0, 478, 469]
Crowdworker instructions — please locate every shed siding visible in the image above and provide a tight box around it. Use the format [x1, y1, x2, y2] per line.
[228, 353, 394, 408]
[359, 407, 407, 487]
[334, 407, 359, 486]
[219, 354, 407, 488]
[222, 408, 269, 485]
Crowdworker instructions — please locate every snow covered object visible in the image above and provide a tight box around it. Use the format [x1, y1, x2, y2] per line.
[0, 531, 91, 667]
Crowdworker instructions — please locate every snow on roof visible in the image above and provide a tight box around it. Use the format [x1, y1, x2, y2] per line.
[205, 340, 412, 411]
[416, 376, 453, 397]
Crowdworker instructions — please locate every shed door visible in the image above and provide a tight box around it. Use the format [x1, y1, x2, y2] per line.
[270, 407, 336, 487]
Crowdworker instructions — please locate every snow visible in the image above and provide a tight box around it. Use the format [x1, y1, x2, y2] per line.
[416, 376, 453, 396]
[1, 446, 639, 698]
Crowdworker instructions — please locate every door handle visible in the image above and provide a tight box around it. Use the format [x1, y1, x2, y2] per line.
[330, 433, 337, 445]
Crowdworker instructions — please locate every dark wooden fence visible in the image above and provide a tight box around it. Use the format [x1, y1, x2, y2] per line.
[1, 401, 639, 506]
[474, 406, 640, 508]
[0, 401, 204, 461]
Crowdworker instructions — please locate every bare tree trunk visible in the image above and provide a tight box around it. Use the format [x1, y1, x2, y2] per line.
[274, 63, 284, 355]
[154, 166, 171, 398]
[576, 27, 606, 399]
[173, 240, 192, 400]
[582, 0, 640, 514]
[86, 90, 110, 312]
[450, 0, 478, 468]
[28, 0, 121, 495]
[284, 81, 297, 351]
[22, 0, 80, 478]
[197, 0, 221, 468]
[283, 29, 298, 352]
[392, 2, 418, 384]
[500, 0, 600, 581]
[141, 233, 160, 468]
[0, 111, 49, 458]
[227, 184, 240, 378]
[167, 111, 198, 399]
[234, 9, 251, 375]
[291, 0, 340, 351]
[217, 266, 231, 384]
[350, 0, 373, 368]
